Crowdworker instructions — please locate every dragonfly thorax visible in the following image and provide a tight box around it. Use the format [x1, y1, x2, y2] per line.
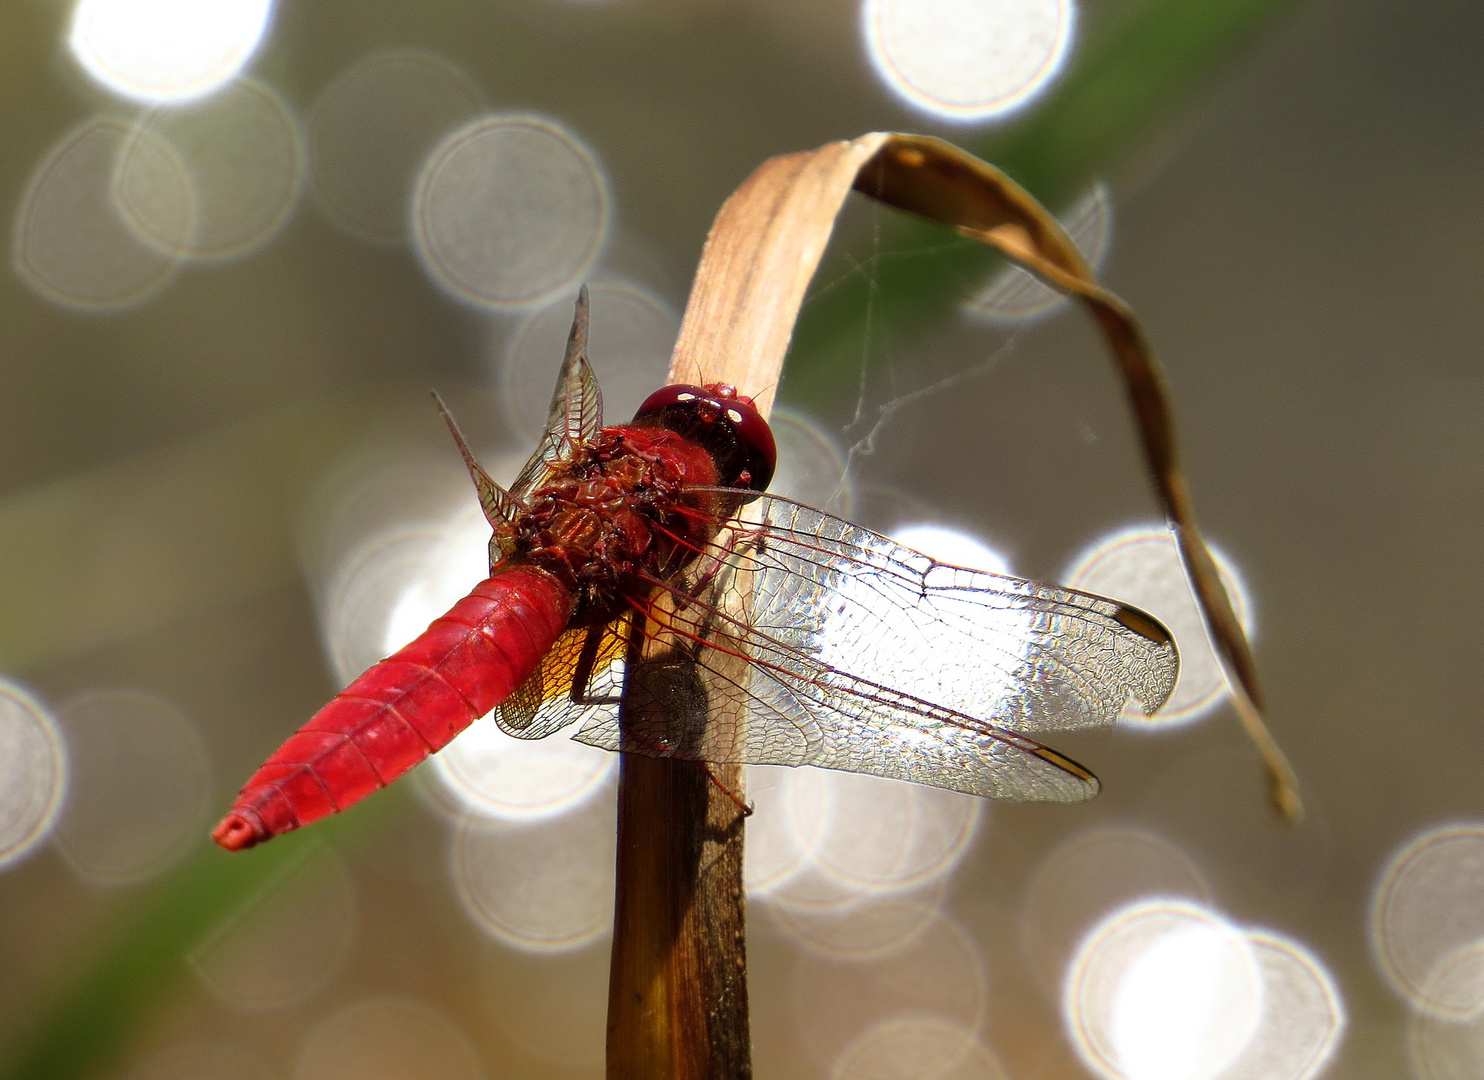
[514, 426, 726, 621]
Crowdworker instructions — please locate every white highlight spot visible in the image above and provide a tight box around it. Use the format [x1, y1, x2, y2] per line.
[116, 78, 302, 261]
[376, 507, 491, 658]
[1021, 827, 1211, 997]
[1064, 524, 1251, 727]
[412, 115, 609, 310]
[13, 118, 190, 311]
[69, 0, 275, 104]
[308, 50, 485, 245]
[451, 789, 616, 952]
[0, 681, 67, 871]
[53, 690, 211, 886]
[294, 998, 482, 1080]
[502, 280, 677, 440]
[428, 714, 614, 822]
[747, 767, 979, 943]
[1065, 899, 1263, 1080]
[191, 846, 356, 1010]
[1372, 823, 1484, 1017]
[967, 183, 1112, 323]
[319, 492, 489, 685]
[862, 0, 1075, 123]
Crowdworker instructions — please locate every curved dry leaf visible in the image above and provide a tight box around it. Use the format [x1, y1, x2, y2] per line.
[612, 129, 1302, 1080]
[668, 131, 1301, 822]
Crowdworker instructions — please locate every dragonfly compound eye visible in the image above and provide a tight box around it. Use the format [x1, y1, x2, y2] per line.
[633, 383, 777, 492]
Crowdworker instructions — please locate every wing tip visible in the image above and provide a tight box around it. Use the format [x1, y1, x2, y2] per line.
[1112, 603, 1173, 647]
[1112, 602, 1181, 718]
[1031, 745, 1101, 801]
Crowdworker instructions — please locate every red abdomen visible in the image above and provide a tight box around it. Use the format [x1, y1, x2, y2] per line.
[213, 564, 572, 850]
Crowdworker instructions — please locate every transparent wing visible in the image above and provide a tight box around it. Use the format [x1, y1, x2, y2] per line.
[575, 492, 1178, 803]
[509, 287, 604, 504]
[432, 392, 525, 564]
[496, 620, 628, 741]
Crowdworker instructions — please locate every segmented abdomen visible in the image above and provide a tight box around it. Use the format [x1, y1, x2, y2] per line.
[213, 564, 572, 850]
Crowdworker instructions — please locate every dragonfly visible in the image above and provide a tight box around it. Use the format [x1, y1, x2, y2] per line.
[213, 290, 1179, 851]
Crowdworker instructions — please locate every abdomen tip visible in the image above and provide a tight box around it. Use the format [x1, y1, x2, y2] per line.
[212, 813, 263, 852]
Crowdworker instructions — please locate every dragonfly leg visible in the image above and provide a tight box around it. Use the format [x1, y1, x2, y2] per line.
[570, 624, 623, 706]
[700, 761, 755, 817]
[687, 524, 767, 600]
[620, 725, 754, 817]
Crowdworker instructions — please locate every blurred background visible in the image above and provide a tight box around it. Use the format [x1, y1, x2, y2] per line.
[1, 0, 1481, 1078]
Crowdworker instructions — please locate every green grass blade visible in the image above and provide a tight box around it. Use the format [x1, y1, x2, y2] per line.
[0, 790, 403, 1080]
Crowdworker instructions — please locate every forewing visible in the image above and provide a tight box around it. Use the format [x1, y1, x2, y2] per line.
[575, 493, 1177, 803]
[509, 289, 604, 502]
[497, 621, 627, 741]
[431, 392, 524, 565]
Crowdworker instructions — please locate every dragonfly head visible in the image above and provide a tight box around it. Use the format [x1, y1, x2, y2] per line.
[633, 383, 777, 492]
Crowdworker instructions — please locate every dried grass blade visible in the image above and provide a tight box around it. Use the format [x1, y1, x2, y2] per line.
[609, 125, 1301, 1077]
[667, 131, 1301, 822]
[849, 134, 1301, 821]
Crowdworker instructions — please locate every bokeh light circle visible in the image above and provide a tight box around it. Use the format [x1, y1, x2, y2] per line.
[1064, 898, 1263, 1080]
[501, 280, 677, 440]
[1064, 524, 1251, 727]
[746, 765, 980, 935]
[767, 893, 948, 959]
[190, 846, 357, 1010]
[1221, 931, 1345, 1080]
[428, 715, 615, 822]
[13, 118, 191, 311]
[862, 0, 1075, 122]
[116, 77, 302, 260]
[451, 792, 616, 952]
[308, 50, 485, 245]
[319, 502, 488, 685]
[0, 681, 67, 870]
[53, 689, 212, 886]
[294, 998, 482, 1080]
[1021, 827, 1211, 997]
[770, 408, 854, 517]
[1372, 823, 1484, 1016]
[790, 908, 987, 1069]
[376, 503, 491, 656]
[123, 1041, 271, 1080]
[1411, 944, 1484, 1079]
[69, 0, 275, 104]
[831, 1017, 1007, 1080]
[411, 115, 609, 310]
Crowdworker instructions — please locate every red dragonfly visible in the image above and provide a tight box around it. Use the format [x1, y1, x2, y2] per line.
[214, 290, 1178, 851]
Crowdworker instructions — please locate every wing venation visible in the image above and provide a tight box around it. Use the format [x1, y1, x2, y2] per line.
[576, 492, 1178, 803]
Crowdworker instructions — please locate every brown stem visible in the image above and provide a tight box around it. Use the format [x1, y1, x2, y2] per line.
[606, 751, 750, 1079]
[605, 138, 883, 1080]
